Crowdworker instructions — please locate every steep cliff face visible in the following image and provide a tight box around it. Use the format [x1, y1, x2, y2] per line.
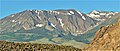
[84, 19, 120, 51]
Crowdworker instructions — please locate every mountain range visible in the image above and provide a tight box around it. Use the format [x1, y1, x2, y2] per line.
[0, 18, 120, 51]
[0, 9, 119, 49]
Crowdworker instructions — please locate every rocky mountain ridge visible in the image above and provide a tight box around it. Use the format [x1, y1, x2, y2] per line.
[84, 18, 120, 51]
[87, 10, 118, 21]
[0, 9, 118, 35]
[0, 9, 97, 36]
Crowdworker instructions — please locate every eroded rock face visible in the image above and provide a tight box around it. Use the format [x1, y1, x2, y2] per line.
[84, 19, 120, 51]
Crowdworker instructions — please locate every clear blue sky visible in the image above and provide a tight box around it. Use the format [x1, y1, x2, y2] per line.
[0, 0, 120, 19]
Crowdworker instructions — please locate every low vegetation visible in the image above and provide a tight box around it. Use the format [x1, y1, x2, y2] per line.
[0, 41, 82, 51]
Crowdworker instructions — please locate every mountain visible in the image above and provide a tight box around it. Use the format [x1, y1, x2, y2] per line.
[1, 19, 120, 51]
[80, 12, 120, 43]
[87, 10, 118, 22]
[84, 18, 120, 51]
[0, 9, 97, 35]
[0, 9, 119, 49]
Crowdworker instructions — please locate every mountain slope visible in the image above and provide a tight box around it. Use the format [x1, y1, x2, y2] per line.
[84, 18, 120, 51]
[87, 10, 118, 22]
[0, 9, 97, 36]
[78, 13, 120, 43]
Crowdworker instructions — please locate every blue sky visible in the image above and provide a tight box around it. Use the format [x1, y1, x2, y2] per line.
[0, 0, 120, 19]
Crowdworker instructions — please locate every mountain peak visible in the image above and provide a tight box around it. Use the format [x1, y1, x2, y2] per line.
[91, 10, 100, 13]
[90, 10, 118, 14]
[87, 10, 119, 22]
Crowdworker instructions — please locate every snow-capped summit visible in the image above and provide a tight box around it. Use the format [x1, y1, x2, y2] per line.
[91, 10, 100, 14]
[87, 10, 118, 21]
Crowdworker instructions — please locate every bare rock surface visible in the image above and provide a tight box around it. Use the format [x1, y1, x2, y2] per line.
[84, 19, 120, 51]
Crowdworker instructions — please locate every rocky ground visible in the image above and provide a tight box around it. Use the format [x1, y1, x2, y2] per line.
[0, 41, 82, 51]
[84, 19, 120, 51]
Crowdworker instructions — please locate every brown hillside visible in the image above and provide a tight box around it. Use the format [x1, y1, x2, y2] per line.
[84, 19, 120, 51]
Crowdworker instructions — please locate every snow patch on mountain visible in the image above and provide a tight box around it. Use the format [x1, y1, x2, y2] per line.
[49, 10, 60, 15]
[69, 11, 74, 14]
[54, 11, 60, 14]
[51, 23, 56, 28]
[99, 13, 106, 15]
[35, 10, 38, 13]
[115, 12, 119, 13]
[76, 11, 82, 16]
[92, 10, 99, 13]
[12, 20, 17, 22]
[11, 15, 15, 17]
[87, 10, 118, 22]
[82, 16, 86, 20]
[58, 18, 64, 27]
[48, 21, 56, 28]
[88, 14, 100, 18]
[67, 13, 71, 15]
[76, 11, 86, 20]
[36, 24, 44, 27]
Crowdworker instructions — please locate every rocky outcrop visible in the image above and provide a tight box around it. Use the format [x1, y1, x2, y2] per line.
[84, 19, 120, 51]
